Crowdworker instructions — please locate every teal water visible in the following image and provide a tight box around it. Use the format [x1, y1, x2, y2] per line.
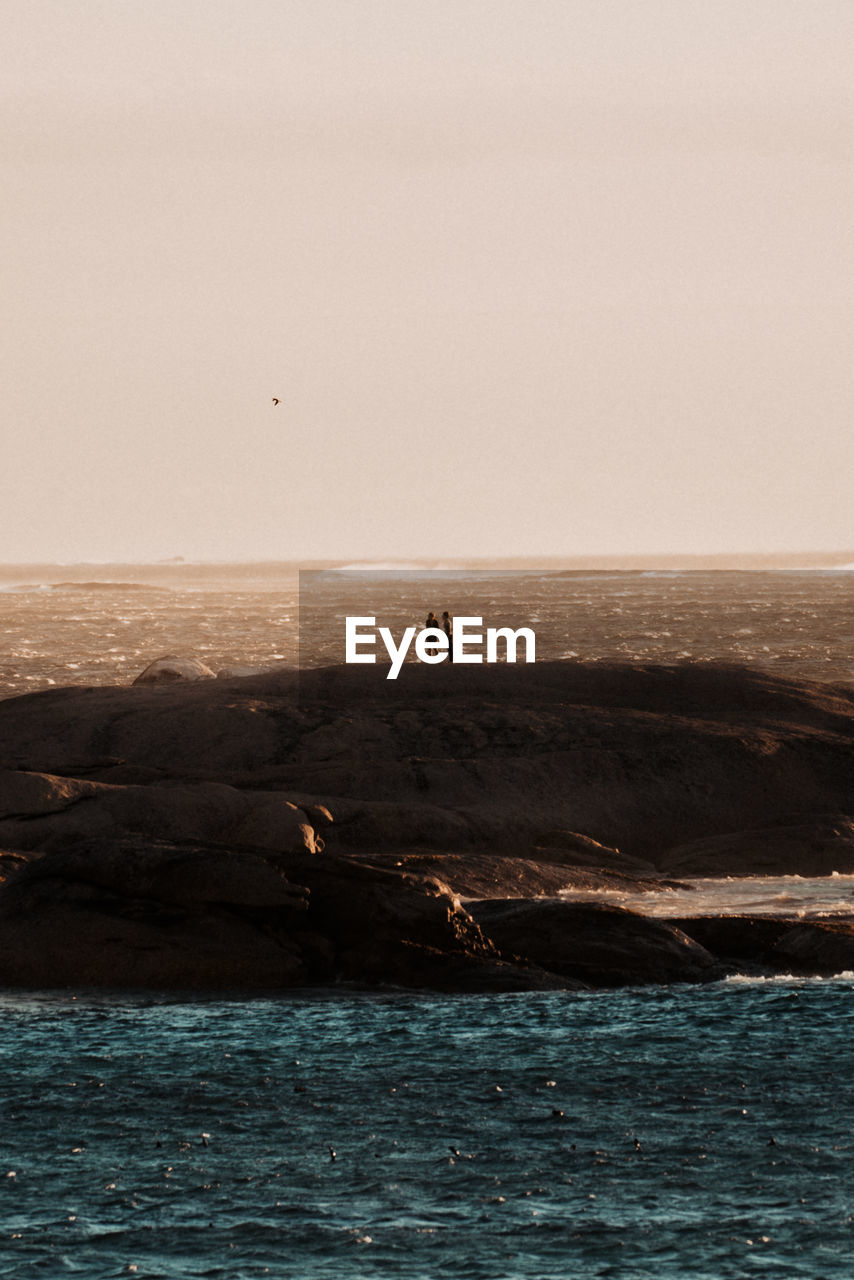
[1, 981, 853, 1278]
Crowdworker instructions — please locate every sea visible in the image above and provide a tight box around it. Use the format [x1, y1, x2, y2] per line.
[3, 560, 854, 696]
[1, 562, 854, 1278]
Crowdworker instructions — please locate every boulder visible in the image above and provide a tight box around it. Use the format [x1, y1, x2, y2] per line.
[671, 914, 854, 977]
[132, 655, 216, 685]
[469, 898, 722, 987]
[772, 921, 854, 973]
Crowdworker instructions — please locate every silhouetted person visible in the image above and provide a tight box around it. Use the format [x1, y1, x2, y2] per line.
[425, 611, 439, 657]
[442, 611, 453, 662]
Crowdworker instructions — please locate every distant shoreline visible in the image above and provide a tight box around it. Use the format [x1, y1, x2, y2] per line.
[1, 550, 854, 585]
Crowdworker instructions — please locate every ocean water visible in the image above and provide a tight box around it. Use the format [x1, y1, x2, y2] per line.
[2, 564, 854, 1276]
[1, 564, 854, 696]
[560, 875, 854, 920]
[3, 982, 854, 1279]
[0, 569, 299, 697]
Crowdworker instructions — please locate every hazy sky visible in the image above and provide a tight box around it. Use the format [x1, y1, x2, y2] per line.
[4, 0, 853, 562]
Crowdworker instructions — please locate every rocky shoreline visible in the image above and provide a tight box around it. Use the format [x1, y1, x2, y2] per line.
[0, 660, 853, 991]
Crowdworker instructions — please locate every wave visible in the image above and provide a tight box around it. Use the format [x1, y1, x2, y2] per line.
[723, 971, 854, 985]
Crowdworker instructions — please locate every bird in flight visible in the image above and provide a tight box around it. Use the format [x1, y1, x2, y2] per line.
[272, 397, 280, 405]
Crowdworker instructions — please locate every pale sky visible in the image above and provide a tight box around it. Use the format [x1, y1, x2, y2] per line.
[3, 0, 853, 562]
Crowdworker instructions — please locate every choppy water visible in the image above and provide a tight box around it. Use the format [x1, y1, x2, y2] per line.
[0, 573, 298, 697]
[3, 983, 854, 1279]
[561, 876, 854, 920]
[1, 564, 854, 697]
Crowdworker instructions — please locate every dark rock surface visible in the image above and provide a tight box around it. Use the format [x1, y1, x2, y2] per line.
[2, 660, 852, 863]
[0, 660, 851, 989]
[0, 836, 575, 992]
[669, 914, 854, 977]
[660, 816, 854, 877]
[469, 898, 723, 987]
[360, 849, 677, 900]
[0, 837, 311, 989]
[0, 768, 326, 855]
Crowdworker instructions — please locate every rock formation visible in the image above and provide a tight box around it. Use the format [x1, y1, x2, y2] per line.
[468, 898, 722, 986]
[0, 659, 851, 989]
[133, 655, 216, 684]
[0, 769, 326, 855]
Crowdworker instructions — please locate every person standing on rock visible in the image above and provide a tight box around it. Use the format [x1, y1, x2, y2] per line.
[425, 611, 440, 657]
[442, 611, 453, 662]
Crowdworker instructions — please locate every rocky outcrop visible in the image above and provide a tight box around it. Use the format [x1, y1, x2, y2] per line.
[0, 837, 312, 989]
[0, 768, 326, 856]
[1, 661, 852, 869]
[0, 837, 575, 991]
[0, 660, 852, 989]
[469, 898, 722, 987]
[669, 914, 854, 977]
[276, 852, 577, 990]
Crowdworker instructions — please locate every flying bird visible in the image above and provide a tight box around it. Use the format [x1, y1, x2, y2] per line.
[272, 397, 280, 405]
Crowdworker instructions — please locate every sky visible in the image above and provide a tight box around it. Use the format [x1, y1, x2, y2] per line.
[3, 0, 853, 563]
